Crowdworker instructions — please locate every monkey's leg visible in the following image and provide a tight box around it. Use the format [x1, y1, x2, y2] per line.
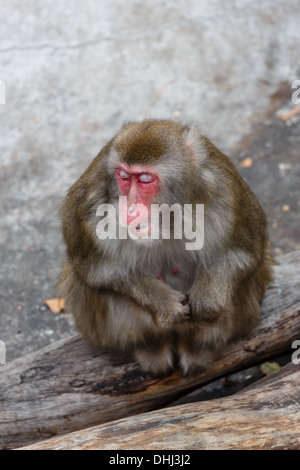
[175, 324, 217, 376]
[134, 330, 177, 376]
[177, 265, 270, 376]
[102, 294, 177, 375]
[59, 261, 176, 373]
[75, 288, 176, 375]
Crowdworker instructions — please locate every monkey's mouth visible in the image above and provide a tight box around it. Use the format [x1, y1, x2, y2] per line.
[135, 223, 148, 232]
[128, 222, 151, 239]
[130, 223, 149, 231]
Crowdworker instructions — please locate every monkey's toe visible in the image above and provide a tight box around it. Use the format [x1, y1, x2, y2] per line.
[178, 349, 214, 376]
[134, 345, 174, 376]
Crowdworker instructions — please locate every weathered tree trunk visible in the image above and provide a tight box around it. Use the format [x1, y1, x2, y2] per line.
[20, 362, 300, 450]
[0, 251, 299, 450]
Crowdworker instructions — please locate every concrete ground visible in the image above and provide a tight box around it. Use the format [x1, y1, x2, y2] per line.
[0, 0, 299, 363]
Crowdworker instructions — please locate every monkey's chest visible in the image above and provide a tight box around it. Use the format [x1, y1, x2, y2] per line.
[158, 266, 193, 292]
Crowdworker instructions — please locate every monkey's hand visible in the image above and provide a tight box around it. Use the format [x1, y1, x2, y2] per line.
[77, 260, 192, 329]
[152, 287, 191, 329]
[187, 280, 229, 324]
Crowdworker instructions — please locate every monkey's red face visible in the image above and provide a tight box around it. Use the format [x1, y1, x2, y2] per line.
[115, 164, 159, 237]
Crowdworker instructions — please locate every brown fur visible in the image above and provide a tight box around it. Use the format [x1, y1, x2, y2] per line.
[58, 119, 274, 376]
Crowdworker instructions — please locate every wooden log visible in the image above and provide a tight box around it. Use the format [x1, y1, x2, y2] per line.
[20, 362, 300, 450]
[1, 251, 300, 450]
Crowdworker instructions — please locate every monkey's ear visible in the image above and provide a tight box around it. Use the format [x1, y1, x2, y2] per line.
[184, 125, 207, 165]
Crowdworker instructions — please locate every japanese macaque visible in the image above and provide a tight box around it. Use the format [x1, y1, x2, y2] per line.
[58, 119, 274, 376]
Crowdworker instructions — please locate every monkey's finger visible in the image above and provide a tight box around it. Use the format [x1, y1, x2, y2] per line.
[181, 303, 192, 317]
[179, 293, 190, 306]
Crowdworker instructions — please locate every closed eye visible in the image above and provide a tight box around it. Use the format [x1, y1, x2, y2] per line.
[119, 169, 130, 179]
[139, 173, 154, 183]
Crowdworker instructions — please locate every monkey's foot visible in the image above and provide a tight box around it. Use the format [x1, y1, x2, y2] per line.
[134, 345, 174, 376]
[178, 348, 214, 376]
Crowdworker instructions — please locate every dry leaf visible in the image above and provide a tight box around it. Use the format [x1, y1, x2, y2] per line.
[241, 157, 253, 168]
[280, 107, 300, 121]
[283, 205, 290, 212]
[44, 298, 65, 314]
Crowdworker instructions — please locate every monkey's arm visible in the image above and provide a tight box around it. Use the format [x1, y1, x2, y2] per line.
[72, 258, 190, 328]
[188, 248, 257, 323]
[61, 194, 190, 328]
